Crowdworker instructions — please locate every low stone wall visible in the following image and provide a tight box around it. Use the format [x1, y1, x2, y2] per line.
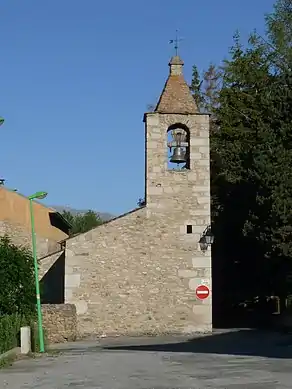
[42, 304, 77, 344]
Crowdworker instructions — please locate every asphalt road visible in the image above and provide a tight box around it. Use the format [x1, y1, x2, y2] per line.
[1, 330, 292, 388]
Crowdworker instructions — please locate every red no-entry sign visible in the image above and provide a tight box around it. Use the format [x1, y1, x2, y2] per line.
[195, 284, 210, 300]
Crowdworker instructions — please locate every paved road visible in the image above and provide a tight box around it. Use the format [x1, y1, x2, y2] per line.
[1, 330, 292, 388]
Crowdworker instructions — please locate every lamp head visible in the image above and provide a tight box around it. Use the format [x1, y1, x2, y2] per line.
[28, 191, 48, 200]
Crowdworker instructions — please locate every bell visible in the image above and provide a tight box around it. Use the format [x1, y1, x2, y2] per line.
[170, 147, 187, 164]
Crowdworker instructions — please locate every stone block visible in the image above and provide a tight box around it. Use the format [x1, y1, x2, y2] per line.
[147, 186, 163, 195]
[196, 159, 210, 166]
[199, 146, 209, 154]
[65, 274, 81, 288]
[20, 326, 31, 354]
[192, 257, 211, 268]
[192, 186, 210, 192]
[74, 300, 88, 315]
[191, 138, 209, 146]
[197, 197, 210, 205]
[147, 141, 159, 149]
[146, 114, 160, 125]
[149, 132, 163, 140]
[190, 153, 201, 160]
[189, 209, 210, 216]
[153, 166, 162, 173]
[192, 304, 212, 315]
[189, 278, 203, 290]
[178, 270, 198, 278]
[65, 288, 73, 300]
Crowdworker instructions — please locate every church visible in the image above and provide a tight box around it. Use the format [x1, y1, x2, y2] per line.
[40, 55, 212, 337]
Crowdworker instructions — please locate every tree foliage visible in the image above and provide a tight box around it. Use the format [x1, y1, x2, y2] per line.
[189, 65, 204, 110]
[214, 0, 292, 258]
[188, 0, 292, 310]
[0, 236, 35, 316]
[137, 198, 146, 207]
[62, 210, 103, 236]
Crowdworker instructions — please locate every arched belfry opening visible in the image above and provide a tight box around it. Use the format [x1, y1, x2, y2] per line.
[167, 123, 190, 170]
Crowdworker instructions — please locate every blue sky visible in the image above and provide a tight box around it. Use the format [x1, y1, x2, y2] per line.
[0, 0, 275, 215]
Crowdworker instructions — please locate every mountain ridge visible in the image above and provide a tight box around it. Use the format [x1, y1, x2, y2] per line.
[51, 205, 114, 221]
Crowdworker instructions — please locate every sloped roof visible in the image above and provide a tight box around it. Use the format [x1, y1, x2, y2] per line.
[155, 56, 198, 114]
[0, 186, 70, 240]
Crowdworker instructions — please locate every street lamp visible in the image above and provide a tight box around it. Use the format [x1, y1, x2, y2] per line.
[28, 191, 48, 353]
[0, 117, 5, 126]
[199, 225, 215, 252]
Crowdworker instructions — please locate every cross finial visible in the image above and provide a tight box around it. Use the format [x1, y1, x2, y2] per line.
[169, 30, 183, 56]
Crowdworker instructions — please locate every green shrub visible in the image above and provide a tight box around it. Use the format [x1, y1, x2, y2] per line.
[0, 315, 48, 354]
[0, 314, 24, 354]
[0, 236, 48, 354]
[0, 236, 36, 317]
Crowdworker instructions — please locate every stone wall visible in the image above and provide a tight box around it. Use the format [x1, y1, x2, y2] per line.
[0, 220, 61, 258]
[58, 72, 212, 338]
[42, 304, 77, 344]
[61, 111, 212, 337]
[65, 205, 212, 337]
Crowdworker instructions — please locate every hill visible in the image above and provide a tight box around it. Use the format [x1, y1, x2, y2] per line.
[51, 205, 114, 222]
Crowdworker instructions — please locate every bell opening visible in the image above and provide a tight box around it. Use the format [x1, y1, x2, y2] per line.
[167, 125, 190, 171]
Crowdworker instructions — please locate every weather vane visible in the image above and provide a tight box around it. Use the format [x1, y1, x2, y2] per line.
[169, 30, 183, 56]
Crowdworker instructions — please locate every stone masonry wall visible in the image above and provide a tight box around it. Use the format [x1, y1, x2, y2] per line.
[145, 112, 212, 329]
[65, 209, 211, 337]
[42, 304, 77, 343]
[0, 220, 61, 258]
[63, 111, 211, 337]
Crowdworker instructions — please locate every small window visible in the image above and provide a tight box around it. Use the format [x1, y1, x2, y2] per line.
[186, 225, 193, 234]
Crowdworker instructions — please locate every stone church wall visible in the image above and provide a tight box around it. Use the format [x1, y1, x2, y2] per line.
[41, 56, 213, 338]
[65, 207, 212, 337]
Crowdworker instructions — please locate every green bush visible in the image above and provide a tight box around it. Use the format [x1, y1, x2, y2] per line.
[0, 314, 24, 354]
[0, 236, 35, 317]
[0, 315, 47, 354]
[0, 236, 46, 354]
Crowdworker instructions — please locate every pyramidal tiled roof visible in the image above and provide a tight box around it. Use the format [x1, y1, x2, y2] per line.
[155, 56, 198, 114]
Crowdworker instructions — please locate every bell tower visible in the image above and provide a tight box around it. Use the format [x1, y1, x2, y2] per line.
[143, 55, 212, 331]
[144, 55, 210, 216]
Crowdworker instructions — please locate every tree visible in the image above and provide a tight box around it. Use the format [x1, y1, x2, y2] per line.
[202, 63, 222, 126]
[137, 198, 146, 207]
[265, 0, 292, 63]
[0, 236, 35, 316]
[189, 65, 204, 110]
[215, 10, 292, 255]
[62, 210, 103, 236]
[210, 0, 292, 308]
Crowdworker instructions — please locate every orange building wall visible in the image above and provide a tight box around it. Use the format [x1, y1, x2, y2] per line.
[0, 187, 68, 242]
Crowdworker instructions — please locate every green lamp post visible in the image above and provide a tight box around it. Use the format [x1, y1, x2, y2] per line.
[28, 191, 48, 353]
[0, 117, 5, 126]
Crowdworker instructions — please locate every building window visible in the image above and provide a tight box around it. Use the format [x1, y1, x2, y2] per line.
[187, 225, 193, 234]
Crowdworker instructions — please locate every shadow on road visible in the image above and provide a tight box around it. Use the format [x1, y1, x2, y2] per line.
[103, 330, 292, 359]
